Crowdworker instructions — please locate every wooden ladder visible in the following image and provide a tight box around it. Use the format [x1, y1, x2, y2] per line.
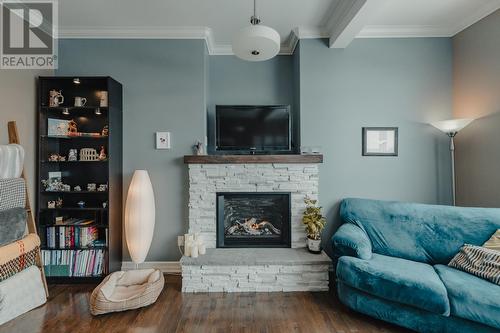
[8, 121, 49, 297]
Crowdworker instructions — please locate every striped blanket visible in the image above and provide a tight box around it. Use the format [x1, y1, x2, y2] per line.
[0, 234, 40, 282]
[449, 244, 500, 285]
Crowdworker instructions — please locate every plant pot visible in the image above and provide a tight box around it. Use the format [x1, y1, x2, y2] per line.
[307, 237, 322, 254]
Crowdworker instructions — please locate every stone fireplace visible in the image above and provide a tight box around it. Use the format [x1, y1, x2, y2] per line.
[182, 155, 329, 292]
[217, 192, 291, 248]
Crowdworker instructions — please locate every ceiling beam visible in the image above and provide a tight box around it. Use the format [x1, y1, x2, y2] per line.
[325, 0, 379, 48]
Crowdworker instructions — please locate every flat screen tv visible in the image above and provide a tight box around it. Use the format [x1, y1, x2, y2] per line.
[216, 105, 291, 154]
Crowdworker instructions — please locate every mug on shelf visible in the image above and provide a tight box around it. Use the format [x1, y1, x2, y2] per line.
[74, 96, 87, 107]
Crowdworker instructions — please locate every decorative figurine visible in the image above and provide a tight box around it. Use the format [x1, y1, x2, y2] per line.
[80, 148, 99, 161]
[67, 119, 78, 135]
[62, 184, 71, 192]
[87, 183, 97, 192]
[99, 91, 108, 107]
[98, 146, 107, 161]
[49, 153, 59, 162]
[97, 184, 108, 192]
[56, 197, 63, 208]
[101, 125, 109, 136]
[49, 90, 64, 107]
[74, 185, 82, 192]
[42, 178, 65, 192]
[47, 201, 56, 209]
[77, 201, 86, 208]
[102, 201, 108, 208]
[193, 141, 206, 156]
[68, 149, 78, 161]
[58, 155, 66, 161]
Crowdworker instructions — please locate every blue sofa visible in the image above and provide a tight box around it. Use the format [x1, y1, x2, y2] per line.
[332, 198, 500, 333]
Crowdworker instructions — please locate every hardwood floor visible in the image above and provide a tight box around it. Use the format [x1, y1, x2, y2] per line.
[0, 275, 411, 333]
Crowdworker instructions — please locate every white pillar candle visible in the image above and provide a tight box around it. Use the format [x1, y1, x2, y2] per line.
[184, 233, 194, 243]
[184, 240, 192, 257]
[198, 241, 206, 255]
[191, 243, 199, 258]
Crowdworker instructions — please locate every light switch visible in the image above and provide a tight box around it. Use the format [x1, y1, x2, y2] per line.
[156, 132, 170, 149]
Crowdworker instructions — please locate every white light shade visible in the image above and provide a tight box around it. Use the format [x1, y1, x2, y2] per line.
[125, 170, 155, 264]
[431, 118, 474, 134]
[232, 25, 280, 61]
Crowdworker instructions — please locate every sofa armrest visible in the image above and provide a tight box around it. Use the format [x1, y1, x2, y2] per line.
[332, 223, 372, 260]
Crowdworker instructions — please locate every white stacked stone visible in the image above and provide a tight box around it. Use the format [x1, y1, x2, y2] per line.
[188, 163, 320, 248]
[182, 263, 330, 293]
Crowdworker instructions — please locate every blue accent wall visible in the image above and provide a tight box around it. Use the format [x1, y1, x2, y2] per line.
[207, 55, 297, 153]
[57, 37, 453, 261]
[57, 39, 207, 261]
[299, 38, 453, 254]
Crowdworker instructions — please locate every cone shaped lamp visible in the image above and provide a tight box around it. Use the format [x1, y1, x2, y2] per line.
[430, 118, 474, 206]
[125, 170, 155, 264]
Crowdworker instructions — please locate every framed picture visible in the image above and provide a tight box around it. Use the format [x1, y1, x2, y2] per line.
[362, 127, 398, 156]
[47, 118, 70, 136]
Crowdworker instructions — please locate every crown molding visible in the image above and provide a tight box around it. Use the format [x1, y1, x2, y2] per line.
[357, 1, 500, 39]
[60, 25, 300, 56]
[60, 26, 211, 40]
[357, 25, 452, 38]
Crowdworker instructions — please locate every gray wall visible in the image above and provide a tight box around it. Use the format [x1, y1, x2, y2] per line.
[207, 55, 296, 152]
[453, 10, 500, 207]
[0, 69, 53, 202]
[57, 39, 207, 261]
[299, 38, 454, 254]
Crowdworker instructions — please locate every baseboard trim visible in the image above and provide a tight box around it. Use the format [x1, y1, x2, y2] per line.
[121, 261, 181, 274]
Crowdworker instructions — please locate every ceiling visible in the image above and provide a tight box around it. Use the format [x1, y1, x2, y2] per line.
[58, 0, 500, 53]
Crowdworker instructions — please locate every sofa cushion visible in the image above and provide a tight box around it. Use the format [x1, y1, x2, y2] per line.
[483, 229, 500, 251]
[435, 264, 500, 330]
[340, 198, 500, 264]
[337, 253, 450, 315]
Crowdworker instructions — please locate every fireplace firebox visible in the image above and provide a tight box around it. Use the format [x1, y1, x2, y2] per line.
[216, 192, 291, 248]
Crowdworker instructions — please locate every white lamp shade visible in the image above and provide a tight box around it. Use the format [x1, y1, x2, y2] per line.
[232, 25, 280, 61]
[431, 118, 474, 134]
[125, 170, 155, 264]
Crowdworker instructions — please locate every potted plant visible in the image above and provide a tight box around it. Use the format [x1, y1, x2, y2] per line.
[302, 197, 326, 254]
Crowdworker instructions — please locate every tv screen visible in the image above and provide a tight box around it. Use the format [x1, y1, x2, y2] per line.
[216, 105, 291, 153]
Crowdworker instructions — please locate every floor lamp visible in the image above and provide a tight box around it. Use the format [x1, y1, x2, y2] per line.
[431, 118, 474, 206]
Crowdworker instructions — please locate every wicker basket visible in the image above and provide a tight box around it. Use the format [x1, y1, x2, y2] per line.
[90, 269, 164, 315]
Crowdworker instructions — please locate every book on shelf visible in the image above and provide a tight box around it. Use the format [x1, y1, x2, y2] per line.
[45, 225, 105, 249]
[41, 249, 107, 277]
[55, 217, 95, 226]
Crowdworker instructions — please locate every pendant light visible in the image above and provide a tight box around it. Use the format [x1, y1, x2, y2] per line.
[232, 0, 280, 61]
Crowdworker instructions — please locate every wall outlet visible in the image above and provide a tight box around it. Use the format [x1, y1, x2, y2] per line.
[177, 235, 184, 246]
[156, 132, 171, 149]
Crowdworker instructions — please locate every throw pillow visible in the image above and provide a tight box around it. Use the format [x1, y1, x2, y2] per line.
[448, 244, 500, 286]
[483, 229, 500, 251]
[0, 207, 27, 247]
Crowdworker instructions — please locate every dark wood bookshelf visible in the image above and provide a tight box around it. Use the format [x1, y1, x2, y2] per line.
[37, 76, 122, 282]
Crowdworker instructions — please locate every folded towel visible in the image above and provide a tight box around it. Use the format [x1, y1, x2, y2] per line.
[0, 265, 46, 325]
[0, 208, 27, 247]
[0, 234, 40, 282]
[0, 144, 25, 179]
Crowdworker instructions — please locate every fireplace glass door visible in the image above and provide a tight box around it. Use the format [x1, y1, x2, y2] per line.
[216, 192, 291, 248]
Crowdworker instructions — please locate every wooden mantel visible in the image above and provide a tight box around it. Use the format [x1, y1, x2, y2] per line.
[184, 154, 323, 164]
